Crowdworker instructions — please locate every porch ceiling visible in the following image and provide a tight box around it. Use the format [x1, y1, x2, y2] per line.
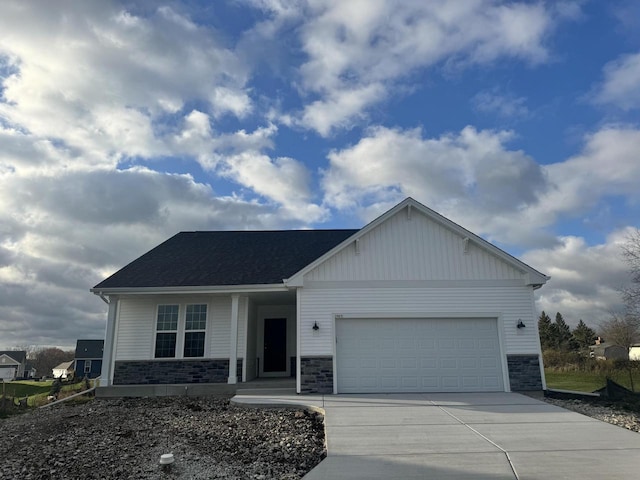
[248, 290, 296, 305]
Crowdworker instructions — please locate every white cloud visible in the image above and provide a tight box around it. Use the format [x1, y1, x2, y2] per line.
[322, 124, 640, 248]
[0, 1, 250, 161]
[593, 52, 640, 110]
[0, 165, 309, 349]
[522, 230, 632, 328]
[269, 0, 569, 135]
[300, 83, 385, 136]
[472, 89, 529, 118]
[321, 125, 551, 245]
[221, 152, 328, 222]
[530, 126, 640, 225]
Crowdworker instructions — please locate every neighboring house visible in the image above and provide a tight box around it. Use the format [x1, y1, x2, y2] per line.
[0, 351, 27, 380]
[74, 339, 104, 379]
[589, 343, 628, 360]
[91, 198, 550, 394]
[630, 344, 640, 361]
[24, 363, 36, 379]
[52, 361, 74, 379]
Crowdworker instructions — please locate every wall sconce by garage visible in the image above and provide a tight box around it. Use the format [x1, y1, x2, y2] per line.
[517, 320, 526, 329]
[312, 321, 320, 331]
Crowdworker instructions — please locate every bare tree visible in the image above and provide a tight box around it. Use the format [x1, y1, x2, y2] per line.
[622, 228, 640, 315]
[31, 347, 74, 378]
[599, 312, 640, 356]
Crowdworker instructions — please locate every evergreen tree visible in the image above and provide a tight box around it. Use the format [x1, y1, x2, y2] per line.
[572, 319, 597, 352]
[537, 311, 554, 350]
[554, 312, 578, 352]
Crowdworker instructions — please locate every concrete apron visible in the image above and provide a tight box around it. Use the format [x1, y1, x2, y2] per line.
[231, 392, 640, 480]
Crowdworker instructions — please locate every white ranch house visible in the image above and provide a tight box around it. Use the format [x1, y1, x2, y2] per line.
[92, 198, 549, 394]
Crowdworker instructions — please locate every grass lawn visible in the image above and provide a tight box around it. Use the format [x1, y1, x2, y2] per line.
[2, 379, 94, 407]
[2, 380, 52, 398]
[545, 369, 640, 393]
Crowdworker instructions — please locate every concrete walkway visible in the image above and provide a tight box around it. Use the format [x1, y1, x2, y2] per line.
[232, 391, 640, 479]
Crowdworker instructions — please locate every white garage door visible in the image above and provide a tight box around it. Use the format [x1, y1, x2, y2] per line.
[336, 318, 504, 393]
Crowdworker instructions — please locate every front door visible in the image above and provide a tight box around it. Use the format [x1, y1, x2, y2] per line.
[263, 318, 287, 373]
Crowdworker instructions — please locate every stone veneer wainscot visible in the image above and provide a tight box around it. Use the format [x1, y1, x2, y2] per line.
[300, 356, 333, 393]
[507, 354, 543, 391]
[113, 359, 243, 385]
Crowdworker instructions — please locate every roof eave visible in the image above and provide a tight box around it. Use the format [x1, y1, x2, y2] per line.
[90, 283, 289, 296]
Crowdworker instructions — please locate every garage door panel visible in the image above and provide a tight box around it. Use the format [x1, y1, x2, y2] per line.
[460, 358, 477, 368]
[419, 339, 435, 349]
[380, 376, 398, 388]
[336, 318, 504, 393]
[481, 357, 498, 368]
[422, 377, 438, 388]
[421, 358, 437, 369]
[401, 358, 417, 368]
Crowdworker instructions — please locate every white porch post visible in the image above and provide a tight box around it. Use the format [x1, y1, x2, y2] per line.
[296, 288, 301, 394]
[100, 295, 119, 387]
[228, 294, 239, 384]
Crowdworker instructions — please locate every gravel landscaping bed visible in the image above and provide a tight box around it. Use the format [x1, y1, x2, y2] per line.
[0, 396, 326, 479]
[543, 397, 640, 433]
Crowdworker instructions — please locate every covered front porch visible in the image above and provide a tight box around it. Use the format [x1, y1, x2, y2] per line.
[99, 287, 299, 389]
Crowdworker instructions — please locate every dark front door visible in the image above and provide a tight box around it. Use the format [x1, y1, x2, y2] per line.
[263, 318, 287, 373]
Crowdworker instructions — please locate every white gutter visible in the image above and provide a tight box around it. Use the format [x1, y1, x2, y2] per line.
[90, 283, 291, 296]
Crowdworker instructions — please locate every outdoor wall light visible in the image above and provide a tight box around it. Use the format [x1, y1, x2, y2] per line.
[517, 320, 526, 329]
[312, 321, 320, 331]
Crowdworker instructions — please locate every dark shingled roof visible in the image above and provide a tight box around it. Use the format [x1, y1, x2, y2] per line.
[0, 351, 26, 364]
[75, 339, 104, 359]
[93, 229, 358, 289]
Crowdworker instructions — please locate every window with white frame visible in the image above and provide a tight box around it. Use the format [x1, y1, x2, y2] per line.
[154, 303, 208, 358]
[84, 360, 92, 374]
[155, 304, 179, 358]
[184, 304, 207, 357]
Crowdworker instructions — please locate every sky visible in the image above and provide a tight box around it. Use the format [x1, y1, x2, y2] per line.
[1, 0, 639, 350]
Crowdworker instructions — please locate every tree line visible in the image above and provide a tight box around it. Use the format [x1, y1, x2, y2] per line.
[10, 346, 75, 378]
[537, 311, 596, 353]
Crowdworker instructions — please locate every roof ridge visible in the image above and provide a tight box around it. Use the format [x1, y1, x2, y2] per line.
[181, 229, 360, 234]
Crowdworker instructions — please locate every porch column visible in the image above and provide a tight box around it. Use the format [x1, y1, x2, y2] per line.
[100, 295, 119, 387]
[228, 294, 239, 384]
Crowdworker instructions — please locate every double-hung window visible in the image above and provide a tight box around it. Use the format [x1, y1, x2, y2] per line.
[84, 360, 92, 374]
[184, 304, 207, 357]
[154, 304, 207, 358]
[155, 304, 179, 358]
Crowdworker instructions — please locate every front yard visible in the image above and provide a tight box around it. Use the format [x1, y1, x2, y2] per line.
[0, 395, 325, 479]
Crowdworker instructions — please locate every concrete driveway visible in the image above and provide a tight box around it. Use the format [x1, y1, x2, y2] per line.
[232, 391, 640, 479]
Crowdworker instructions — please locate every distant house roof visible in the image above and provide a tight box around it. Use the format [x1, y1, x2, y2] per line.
[590, 343, 628, 359]
[53, 361, 74, 371]
[0, 350, 26, 364]
[75, 340, 104, 359]
[92, 230, 358, 290]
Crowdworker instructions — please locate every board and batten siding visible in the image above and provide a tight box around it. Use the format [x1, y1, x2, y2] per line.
[298, 286, 539, 357]
[114, 295, 247, 361]
[304, 207, 526, 282]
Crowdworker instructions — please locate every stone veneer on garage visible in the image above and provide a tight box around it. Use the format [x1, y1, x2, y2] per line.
[507, 354, 543, 391]
[300, 356, 333, 393]
[113, 359, 243, 385]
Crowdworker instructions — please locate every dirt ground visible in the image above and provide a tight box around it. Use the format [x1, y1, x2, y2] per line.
[0, 396, 326, 479]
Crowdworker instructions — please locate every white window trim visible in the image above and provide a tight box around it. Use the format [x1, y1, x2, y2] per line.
[153, 303, 210, 359]
[84, 360, 92, 374]
[184, 304, 208, 358]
